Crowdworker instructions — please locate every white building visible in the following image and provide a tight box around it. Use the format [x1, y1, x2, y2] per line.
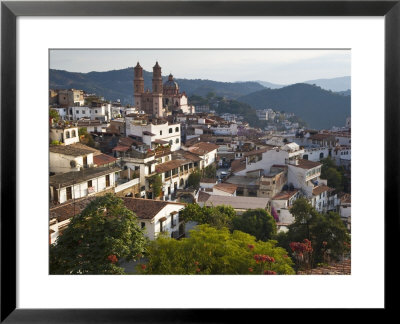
[186, 142, 219, 168]
[256, 109, 269, 121]
[233, 143, 304, 177]
[311, 185, 338, 213]
[49, 126, 80, 145]
[49, 196, 186, 244]
[49, 166, 121, 204]
[125, 117, 181, 152]
[198, 194, 270, 215]
[51, 107, 68, 120]
[49, 144, 95, 174]
[210, 123, 238, 136]
[122, 198, 186, 240]
[287, 159, 323, 197]
[271, 190, 301, 232]
[67, 104, 112, 122]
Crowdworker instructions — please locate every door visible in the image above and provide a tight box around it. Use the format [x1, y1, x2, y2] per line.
[66, 186, 72, 200]
[53, 187, 58, 203]
[106, 174, 110, 187]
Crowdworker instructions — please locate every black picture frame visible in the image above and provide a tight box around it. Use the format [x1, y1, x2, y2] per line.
[1, 0, 398, 321]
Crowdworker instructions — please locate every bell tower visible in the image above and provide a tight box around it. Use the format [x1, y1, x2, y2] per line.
[133, 62, 144, 110]
[152, 62, 163, 117]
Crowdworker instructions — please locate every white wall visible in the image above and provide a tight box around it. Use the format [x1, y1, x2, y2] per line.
[126, 120, 181, 151]
[302, 147, 330, 162]
[50, 152, 93, 174]
[52, 172, 116, 204]
[49, 127, 79, 145]
[141, 203, 185, 240]
[234, 149, 288, 176]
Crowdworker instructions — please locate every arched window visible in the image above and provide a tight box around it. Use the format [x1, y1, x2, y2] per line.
[71, 130, 76, 138]
[169, 140, 173, 145]
[175, 138, 179, 144]
[65, 131, 70, 139]
[319, 152, 324, 159]
[175, 127, 179, 132]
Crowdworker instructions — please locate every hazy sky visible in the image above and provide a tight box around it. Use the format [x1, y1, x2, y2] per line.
[50, 49, 350, 84]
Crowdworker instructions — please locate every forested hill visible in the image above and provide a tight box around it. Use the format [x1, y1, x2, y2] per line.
[236, 83, 351, 129]
[49, 68, 265, 104]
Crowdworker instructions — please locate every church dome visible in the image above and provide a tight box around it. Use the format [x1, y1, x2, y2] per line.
[163, 74, 179, 90]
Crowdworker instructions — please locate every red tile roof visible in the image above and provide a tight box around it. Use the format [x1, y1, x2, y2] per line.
[197, 191, 211, 203]
[213, 183, 237, 195]
[50, 197, 185, 223]
[292, 159, 321, 170]
[272, 190, 299, 200]
[312, 185, 334, 196]
[231, 158, 246, 173]
[188, 142, 219, 155]
[143, 131, 155, 136]
[112, 145, 130, 152]
[93, 153, 118, 166]
[243, 148, 268, 157]
[155, 159, 185, 173]
[200, 178, 217, 183]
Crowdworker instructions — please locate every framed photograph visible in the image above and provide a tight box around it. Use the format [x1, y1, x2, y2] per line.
[1, 0, 397, 321]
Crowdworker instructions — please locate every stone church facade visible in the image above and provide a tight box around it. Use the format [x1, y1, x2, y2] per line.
[134, 62, 194, 117]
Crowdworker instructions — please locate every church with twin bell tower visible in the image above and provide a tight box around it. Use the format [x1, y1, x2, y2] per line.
[133, 62, 194, 118]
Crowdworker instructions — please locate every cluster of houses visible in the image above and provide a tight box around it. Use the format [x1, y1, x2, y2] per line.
[49, 63, 351, 246]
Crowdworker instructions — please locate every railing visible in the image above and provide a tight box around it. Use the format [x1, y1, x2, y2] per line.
[114, 178, 140, 193]
[120, 147, 171, 160]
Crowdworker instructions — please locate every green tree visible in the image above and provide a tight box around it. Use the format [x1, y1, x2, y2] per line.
[49, 108, 60, 122]
[149, 174, 162, 198]
[188, 170, 201, 189]
[232, 208, 277, 241]
[49, 194, 147, 274]
[78, 127, 88, 136]
[78, 127, 95, 148]
[320, 157, 346, 192]
[140, 225, 295, 274]
[323, 168, 343, 192]
[277, 198, 350, 266]
[206, 92, 216, 100]
[180, 203, 236, 229]
[203, 164, 216, 178]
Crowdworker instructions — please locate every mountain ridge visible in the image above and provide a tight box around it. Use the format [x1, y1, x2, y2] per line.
[236, 83, 350, 129]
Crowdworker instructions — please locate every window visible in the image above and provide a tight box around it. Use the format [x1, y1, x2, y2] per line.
[95, 110, 98, 113]
[66, 186, 72, 200]
[160, 130, 162, 135]
[83, 156, 88, 167]
[87, 180, 92, 187]
[175, 138, 179, 144]
[71, 130, 76, 137]
[169, 128, 172, 133]
[105, 174, 110, 187]
[65, 131, 70, 139]
[141, 222, 146, 229]
[160, 220, 165, 232]
[169, 140, 173, 145]
[175, 127, 179, 132]
[76, 110, 79, 114]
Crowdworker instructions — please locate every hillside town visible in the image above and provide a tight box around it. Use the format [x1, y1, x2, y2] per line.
[49, 62, 351, 275]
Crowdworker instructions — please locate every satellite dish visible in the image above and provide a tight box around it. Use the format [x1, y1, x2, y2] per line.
[70, 160, 77, 168]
